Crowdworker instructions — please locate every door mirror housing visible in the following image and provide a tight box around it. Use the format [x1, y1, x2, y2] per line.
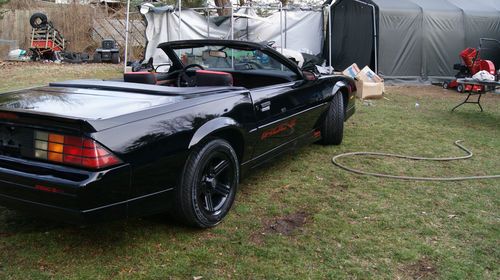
[302, 70, 317, 81]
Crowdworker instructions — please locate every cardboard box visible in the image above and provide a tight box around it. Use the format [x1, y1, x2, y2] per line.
[342, 63, 360, 78]
[342, 64, 384, 99]
[355, 80, 384, 99]
[356, 66, 383, 83]
[354, 66, 384, 99]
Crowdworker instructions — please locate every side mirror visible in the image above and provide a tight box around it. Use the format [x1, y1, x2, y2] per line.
[302, 70, 317, 81]
[292, 71, 317, 88]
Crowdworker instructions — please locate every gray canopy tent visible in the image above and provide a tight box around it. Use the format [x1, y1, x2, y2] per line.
[324, 0, 500, 83]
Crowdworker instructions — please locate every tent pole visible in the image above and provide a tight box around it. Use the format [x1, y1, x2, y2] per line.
[231, 5, 234, 40]
[279, 2, 283, 55]
[206, 6, 210, 37]
[178, 0, 182, 40]
[231, 5, 234, 69]
[326, 1, 334, 68]
[124, 0, 131, 73]
[369, 3, 378, 73]
[284, 9, 287, 48]
[352, 0, 378, 73]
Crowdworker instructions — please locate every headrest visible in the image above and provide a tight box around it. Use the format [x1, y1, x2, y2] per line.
[195, 70, 233, 86]
[124, 72, 157, 84]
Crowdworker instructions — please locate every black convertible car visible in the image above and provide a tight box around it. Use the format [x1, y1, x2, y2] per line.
[0, 40, 355, 228]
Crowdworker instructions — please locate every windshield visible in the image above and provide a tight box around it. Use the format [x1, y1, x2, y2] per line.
[173, 46, 295, 73]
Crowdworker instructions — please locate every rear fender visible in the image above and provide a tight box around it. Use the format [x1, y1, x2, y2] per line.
[188, 117, 241, 149]
[332, 80, 350, 97]
[327, 78, 356, 121]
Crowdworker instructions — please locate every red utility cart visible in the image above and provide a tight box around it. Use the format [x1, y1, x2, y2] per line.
[29, 13, 66, 60]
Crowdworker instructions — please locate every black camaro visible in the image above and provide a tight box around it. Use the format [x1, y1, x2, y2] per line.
[0, 40, 355, 228]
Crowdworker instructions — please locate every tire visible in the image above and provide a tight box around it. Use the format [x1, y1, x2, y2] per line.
[174, 139, 239, 228]
[30, 13, 48, 29]
[457, 84, 464, 93]
[320, 92, 344, 145]
[80, 53, 90, 62]
[442, 82, 449, 89]
[111, 52, 120, 64]
[93, 53, 102, 63]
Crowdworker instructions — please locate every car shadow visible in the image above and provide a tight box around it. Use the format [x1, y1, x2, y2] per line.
[0, 149, 302, 248]
[0, 206, 199, 243]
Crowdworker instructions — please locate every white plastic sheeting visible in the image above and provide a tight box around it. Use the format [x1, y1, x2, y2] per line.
[143, 7, 323, 65]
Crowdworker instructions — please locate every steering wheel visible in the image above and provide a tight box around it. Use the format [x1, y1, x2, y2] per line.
[177, 63, 205, 87]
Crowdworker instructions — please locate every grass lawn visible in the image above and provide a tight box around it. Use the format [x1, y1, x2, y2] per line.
[0, 64, 498, 279]
[0, 62, 122, 93]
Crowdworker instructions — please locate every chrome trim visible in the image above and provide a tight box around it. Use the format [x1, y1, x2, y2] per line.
[82, 188, 174, 213]
[257, 102, 327, 130]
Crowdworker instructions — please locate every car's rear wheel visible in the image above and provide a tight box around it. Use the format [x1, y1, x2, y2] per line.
[175, 139, 239, 228]
[320, 92, 344, 145]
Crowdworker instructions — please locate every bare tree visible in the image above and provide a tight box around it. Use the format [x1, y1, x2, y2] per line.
[280, 0, 289, 6]
[214, 0, 231, 16]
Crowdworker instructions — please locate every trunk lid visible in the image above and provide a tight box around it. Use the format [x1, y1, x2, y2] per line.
[0, 86, 184, 121]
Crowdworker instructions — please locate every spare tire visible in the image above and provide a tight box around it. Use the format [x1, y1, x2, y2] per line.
[30, 13, 48, 29]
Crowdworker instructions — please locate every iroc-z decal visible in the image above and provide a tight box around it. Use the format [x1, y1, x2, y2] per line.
[260, 118, 297, 140]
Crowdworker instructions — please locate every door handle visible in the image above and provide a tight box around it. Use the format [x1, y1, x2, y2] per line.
[258, 101, 271, 112]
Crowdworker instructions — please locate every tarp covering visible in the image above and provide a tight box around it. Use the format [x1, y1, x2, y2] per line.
[143, 7, 323, 65]
[325, 0, 500, 83]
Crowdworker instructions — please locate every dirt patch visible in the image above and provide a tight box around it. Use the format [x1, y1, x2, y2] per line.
[265, 211, 309, 236]
[250, 211, 310, 245]
[401, 258, 438, 279]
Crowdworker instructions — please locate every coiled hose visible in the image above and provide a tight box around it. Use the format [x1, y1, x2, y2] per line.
[332, 140, 500, 181]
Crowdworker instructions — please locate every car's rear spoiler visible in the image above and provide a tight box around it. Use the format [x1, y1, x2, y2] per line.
[0, 109, 97, 133]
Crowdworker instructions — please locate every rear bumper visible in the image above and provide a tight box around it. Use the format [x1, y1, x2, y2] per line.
[0, 192, 121, 224]
[0, 157, 131, 224]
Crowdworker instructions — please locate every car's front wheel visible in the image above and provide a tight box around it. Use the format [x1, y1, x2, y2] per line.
[175, 139, 239, 228]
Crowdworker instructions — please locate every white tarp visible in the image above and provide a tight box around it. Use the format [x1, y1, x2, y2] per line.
[143, 7, 323, 65]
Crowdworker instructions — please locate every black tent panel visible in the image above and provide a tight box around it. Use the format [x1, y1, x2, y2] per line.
[326, 0, 375, 71]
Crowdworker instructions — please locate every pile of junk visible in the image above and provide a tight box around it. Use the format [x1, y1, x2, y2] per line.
[6, 13, 120, 64]
[442, 38, 500, 93]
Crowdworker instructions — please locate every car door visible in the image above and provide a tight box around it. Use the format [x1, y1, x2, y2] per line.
[250, 76, 327, 160]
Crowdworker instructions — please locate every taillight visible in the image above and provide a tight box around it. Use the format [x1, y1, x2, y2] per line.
[33, 131, 122, 169]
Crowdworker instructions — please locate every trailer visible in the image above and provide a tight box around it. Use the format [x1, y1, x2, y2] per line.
[29, 13, 66, 61]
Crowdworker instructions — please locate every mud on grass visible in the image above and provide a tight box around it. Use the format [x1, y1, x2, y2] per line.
[250, 211, 310, 245]
[399, 257, 438, 280]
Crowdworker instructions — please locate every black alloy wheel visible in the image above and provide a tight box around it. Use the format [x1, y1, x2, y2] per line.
[198, 152, 234, 214]
[175, 139, 239, 228]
